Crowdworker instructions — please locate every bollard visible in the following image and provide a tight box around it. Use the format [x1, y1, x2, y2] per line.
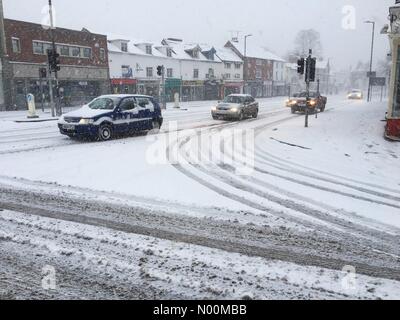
[174, 92, 180, 109]
[27, 94, 39, 119]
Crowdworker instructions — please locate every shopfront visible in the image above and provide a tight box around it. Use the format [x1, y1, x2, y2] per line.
[181, 80, 204, 102]
[111, 79, 137, 95]
[137, 80, 160, 98]
[165, 78, 182, 102]
[223, 82, 244, 97]
[204, 80, 223, 101]
[13, 78, 104, 109]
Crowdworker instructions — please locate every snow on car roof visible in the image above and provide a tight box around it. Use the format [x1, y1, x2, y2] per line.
[97, 94, 153, 99]
[227, 94, 252, 97]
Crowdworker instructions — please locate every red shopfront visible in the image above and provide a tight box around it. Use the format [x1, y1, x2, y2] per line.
[223, 81, 244, 97]
[111, 79, 137, 94]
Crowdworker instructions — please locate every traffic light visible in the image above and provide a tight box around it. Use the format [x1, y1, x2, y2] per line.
[297, 58, 305, 75]
[306, 57, 317, 82]
[157, 65, 163, 76]
[47, 49, 61, 73]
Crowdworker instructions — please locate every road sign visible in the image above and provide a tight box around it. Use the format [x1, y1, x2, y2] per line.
[370, 77, 386, 86]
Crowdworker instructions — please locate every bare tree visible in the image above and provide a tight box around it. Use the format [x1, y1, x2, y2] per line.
[293, 29, 323, 59]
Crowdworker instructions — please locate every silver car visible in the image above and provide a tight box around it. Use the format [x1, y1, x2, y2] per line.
[211, 94, 259, 121]
[347, 89, 363, 100]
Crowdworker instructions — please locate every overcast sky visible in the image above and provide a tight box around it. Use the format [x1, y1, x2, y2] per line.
[3, 0, 393, 70]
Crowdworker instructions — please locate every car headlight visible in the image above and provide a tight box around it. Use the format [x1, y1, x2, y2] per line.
[309, 100, 316, 106]
[79, 118, 94, 125]
[211, 107, 217, 111]
[289, 101, 297, 106]
[230, 107, 239, 113]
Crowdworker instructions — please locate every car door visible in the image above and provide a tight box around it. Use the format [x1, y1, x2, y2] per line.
[249, 96, 257, 113]
[135, 97, 154, 130]
[118, 97, 137, 132]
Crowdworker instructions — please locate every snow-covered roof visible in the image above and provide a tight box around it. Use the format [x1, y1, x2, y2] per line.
[215, 47, 242, 63]
[226, 40, 285, 62]
[107, 34, 173, 58]
[162, 39, 222, 63]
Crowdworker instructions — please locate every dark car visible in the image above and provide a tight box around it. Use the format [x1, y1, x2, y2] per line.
[211, 94, 259, 121]
[286, 91, 327, 114]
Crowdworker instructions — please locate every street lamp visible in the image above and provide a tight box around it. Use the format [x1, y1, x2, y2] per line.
[365, 20, 375, 102]
[243, 34, 252, 94]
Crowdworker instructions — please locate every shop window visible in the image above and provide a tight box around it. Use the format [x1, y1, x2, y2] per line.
[100, 48, 105, 61]
[33, 41, 44, 55]
[58, 45, 70, 56]
[82, 48, 92, 58]
[12, 38, 21, 53]
[167, 68, 173, 78]
[121, 42, 128, 52]
[71, 47, 81, 57]
[146, 67, 153, 78]
[146, 45, 152, 55]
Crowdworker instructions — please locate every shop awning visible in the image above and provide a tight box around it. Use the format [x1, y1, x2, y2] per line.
[111, 78, 137, 85]
[165, 78, 182, 88]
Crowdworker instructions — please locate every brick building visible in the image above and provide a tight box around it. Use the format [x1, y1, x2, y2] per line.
[3, 19, 110, 109]
[225, 39, 276, 98]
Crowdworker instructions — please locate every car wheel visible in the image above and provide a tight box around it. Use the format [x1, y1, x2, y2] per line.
[98, 124, 113, 141]
[291, 108, 296, 114]
[148, 119, 161, 135]
[252, 110, 259, 118]
[238, 111, 244, 121]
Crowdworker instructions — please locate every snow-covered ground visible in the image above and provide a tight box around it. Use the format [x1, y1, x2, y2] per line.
[0, 96, 399, 300]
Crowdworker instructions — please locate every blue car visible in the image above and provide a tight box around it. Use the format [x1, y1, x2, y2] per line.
[58, 94, 163, 141]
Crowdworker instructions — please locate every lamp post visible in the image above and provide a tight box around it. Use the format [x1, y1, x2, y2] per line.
[244, 34, 252, 94]
[365, 20, 375, 102]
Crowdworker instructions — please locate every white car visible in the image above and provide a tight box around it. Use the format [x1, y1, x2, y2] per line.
[348, 89, 363, 100]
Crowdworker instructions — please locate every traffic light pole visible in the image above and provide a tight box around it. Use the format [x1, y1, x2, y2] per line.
[48, 0, 61, 117]
[162, 66, 166, 110]
[305, 50, 312, 128]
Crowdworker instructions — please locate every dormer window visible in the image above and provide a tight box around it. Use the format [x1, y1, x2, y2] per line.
[146, 45, 152, 55]
[193, 50, 199, 59]
[167, 48, 172, 57]
[121, 42, 128, 52]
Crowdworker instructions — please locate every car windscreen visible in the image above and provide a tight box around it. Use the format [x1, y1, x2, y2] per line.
[224, 96, 245, 104]
[88, 97, 121, 110]
[298, 92, 317, 98]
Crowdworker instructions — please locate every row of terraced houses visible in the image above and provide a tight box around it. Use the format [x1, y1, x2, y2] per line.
[0, 18, 331, 110]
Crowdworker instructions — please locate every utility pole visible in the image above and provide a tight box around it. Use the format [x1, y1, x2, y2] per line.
[305, 49, 312, 128]
[0, 0, 11, 111]
[48, 0, 62, 117]
[244, 34, 252, 95]
[157, 65, 166, 109]
[162, 65, 166, 110]
[365, 20, 375, 102]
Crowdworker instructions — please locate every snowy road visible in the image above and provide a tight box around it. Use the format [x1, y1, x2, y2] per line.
[0, 96, 399, 299]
